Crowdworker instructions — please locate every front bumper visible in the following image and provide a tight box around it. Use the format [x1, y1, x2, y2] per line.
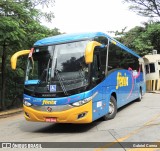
[23, 101, 92, 123]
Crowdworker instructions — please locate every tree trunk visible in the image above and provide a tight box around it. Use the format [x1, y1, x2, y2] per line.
[1, 44, 6, 110]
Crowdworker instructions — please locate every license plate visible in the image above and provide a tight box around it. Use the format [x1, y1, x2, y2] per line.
[45, 117, 57, 123]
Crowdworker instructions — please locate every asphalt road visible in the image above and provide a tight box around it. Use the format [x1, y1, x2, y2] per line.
[0, 93, 160, 151]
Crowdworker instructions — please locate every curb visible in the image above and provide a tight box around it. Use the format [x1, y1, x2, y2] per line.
[0, 108, 23, 118]
[148, 91, 160, 94]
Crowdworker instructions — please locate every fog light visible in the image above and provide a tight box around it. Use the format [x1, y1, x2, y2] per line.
[77, 112, 87, 119]
[25, 112, 30, 118]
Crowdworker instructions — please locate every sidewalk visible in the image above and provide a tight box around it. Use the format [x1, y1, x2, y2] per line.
[0, 108, 23, 118]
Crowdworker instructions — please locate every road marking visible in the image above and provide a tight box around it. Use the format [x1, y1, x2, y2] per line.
[95, 113, 160, 151]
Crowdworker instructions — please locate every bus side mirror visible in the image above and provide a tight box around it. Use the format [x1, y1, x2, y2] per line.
[11, 50, 30, 70]
[85, 41, 102, 64]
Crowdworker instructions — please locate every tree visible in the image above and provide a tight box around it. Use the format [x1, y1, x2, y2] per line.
[124, 0, 160, 18]
[0, 0, 59, 110]
[119, 22, 160, 56]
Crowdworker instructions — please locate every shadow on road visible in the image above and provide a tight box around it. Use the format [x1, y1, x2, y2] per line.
[35, 120, 103, 133]
[20, 120, 103, 134]
[118, 99, 138, 113]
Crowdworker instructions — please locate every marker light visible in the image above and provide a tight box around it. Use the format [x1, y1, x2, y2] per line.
[23, 100, 32, 107]
[71, 92, 98, 107]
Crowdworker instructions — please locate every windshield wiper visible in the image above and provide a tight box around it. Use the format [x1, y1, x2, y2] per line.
[54, 58, 68, 96]
[55, 69, 68, 96]
[46, 58, 51, 82]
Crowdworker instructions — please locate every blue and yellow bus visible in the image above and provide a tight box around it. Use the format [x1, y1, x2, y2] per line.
[11, 32, 146, 123]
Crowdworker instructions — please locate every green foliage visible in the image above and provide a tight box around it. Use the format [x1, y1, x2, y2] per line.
[121, 0, 160, 56]
[0, 16, 26, 47]
[143, 22, 160, 51]
[119, 22, 160, 56]
[0, 0, 60, 110]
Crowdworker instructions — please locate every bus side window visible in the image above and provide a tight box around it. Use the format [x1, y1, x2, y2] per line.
[108, 42, 140, 73]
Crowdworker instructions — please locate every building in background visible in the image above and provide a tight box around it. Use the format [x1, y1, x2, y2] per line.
[143, 50, 160, 91]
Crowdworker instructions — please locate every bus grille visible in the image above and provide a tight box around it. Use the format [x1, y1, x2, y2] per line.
[31, 105, 73, 112]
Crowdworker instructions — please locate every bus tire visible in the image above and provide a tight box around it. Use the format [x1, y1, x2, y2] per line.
[102, 96, 117, 120]
[137, 88, 142, 102]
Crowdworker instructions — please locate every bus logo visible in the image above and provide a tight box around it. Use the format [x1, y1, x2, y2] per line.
[47, 107, 52, 112]
[42, 100, 57, 105]
[116, 72, 128, 89]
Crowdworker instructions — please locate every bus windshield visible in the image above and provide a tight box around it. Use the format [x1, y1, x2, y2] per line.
[25, 40, 89, 96]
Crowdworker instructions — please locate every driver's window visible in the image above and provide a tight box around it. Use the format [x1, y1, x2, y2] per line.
[92, 54, 100, 84]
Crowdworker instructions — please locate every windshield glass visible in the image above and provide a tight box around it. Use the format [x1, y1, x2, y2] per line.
[25, 40, 89, 96]
[25, 46, 53, 81]
[52, 41, 89, 80]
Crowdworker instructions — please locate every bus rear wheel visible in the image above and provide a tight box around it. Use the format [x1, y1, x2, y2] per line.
[137, 88, 142, 102]
[102, 96, 117, 120]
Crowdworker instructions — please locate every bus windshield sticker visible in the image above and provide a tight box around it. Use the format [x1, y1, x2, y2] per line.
[97, 101, 102, 108]
[50, 85, 56, 92]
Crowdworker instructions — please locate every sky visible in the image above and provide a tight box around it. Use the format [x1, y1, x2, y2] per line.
[42, 0, 149, 34]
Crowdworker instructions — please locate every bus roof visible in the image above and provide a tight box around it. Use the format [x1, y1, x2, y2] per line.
[34, 32, 106, 46]
[34, 32, 140, 58]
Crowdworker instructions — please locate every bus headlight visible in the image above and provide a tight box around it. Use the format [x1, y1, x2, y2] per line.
[71, 92, 98, 107]
[71, 97, 91, 107]
[23, 100, 32, 107]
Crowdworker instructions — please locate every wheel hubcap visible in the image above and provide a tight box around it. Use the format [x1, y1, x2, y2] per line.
[109, 102, 114, 114]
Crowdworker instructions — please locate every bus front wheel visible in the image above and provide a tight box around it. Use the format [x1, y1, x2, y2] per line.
[102, 96, 117, 120]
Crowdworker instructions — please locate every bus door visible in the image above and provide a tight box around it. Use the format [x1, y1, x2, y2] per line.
[91, 51, 108, 120]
